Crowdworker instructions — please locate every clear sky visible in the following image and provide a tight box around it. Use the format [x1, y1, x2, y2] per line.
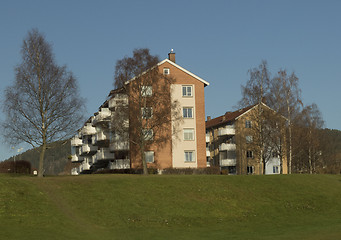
[1, 0, 340, 161]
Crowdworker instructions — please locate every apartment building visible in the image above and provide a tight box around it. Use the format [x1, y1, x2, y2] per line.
[206, 103, 288, 175]
[71, 52, 209, 174]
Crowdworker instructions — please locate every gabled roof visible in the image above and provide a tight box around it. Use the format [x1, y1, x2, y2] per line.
[125, 58, 209, 87]
[206, 105, 254, 128]
[158, 59, 209, 87]
[206, 102, 286, 129]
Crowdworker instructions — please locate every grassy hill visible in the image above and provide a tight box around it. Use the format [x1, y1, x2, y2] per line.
[0, 174, 340, 240]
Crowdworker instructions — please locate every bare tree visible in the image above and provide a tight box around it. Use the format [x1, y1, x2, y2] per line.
[268, 70, 303, 174]
[293, 104, 324, 173]
[239, 61, 271, 174]
[113, 48, 181, 174]
[1, 29, 84, 177]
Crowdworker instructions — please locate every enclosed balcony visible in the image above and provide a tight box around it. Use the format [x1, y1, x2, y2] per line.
[218, 126, 235, 136]
[206, 147, 210, 157]
[96, 148, 115, 161]
[220, 158, 237, 167]
[81, 123, 96, 136]
[109, 159, 130, 169]
[93, 108, 111, 125]
[219, 143, 236, 151]
[206, 134, 210, 142]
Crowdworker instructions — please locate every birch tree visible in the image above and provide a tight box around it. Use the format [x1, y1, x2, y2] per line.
[1, 29, 84, 177]
[268, 70, 302, 174]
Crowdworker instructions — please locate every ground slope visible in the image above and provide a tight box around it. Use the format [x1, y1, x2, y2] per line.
[0, 174, 340, 239]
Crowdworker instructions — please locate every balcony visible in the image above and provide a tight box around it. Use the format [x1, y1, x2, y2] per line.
[71, 154, 84, 162]
[80, 144, 97, 156]
[220, 158, 237, 167]
[109, 159, 130, 169]
[71, 136, 82, 146]
[206, 134, 210, 142]
[81, 123, 96, 136]
[109, 94, 128, 109]
[93, 108, 111, 125]
[95, 131, 110, 144]
[206, 147, 210, 157]
[96, 148, 115, 161]
[80, 161, 91, 171]
[219, 143, 236, 151]
[218, 126, 235, 136]
[110, 141, 130, 151]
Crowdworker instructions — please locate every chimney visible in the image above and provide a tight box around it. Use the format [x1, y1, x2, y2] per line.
[168, 49, 175, 63]
[207, 116, 211, 121]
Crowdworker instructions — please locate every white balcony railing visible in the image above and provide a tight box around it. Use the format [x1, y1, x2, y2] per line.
[206, 134, 210, 142]
[218, 126, 235, 136]
[96, 148, 115, 161]
[71, 136, 82, 146]
[220, 158, 237, 167]
[80, 144, 97, 156]
[109, 159, 130, 169]
[219, 143, 236, 151]
[81, 123, 96, 136]
[93, 108, 111, 125]
[71, 154, 84, 162]
[206, 147, 210, 157]
[95, 131, 110, 143]
[110, 141, 130, 151]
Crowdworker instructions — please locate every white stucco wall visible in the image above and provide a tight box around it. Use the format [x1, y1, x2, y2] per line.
[171, 84, 197, 168]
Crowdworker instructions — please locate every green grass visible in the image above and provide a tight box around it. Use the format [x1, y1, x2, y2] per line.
[0, 174, 340, 239]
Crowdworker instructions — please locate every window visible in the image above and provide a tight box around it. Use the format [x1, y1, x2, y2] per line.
[273, 166, 279, 174]
[141, 86, 152, 97]
[246, 150, 253, 158]
[245, 120, 252, 128]
[183, 107, 193, 118]
[182, 85, 193, 97]
[142, 129, 153, 140]
[184, 151, 195, 162]
[247, 166, 254, 174]
[141, 107, 153, 119]
[163, 68, 170, 75]
[183, 128, 195, 141]
[246, 135, 253, 143]
[144, 151, 154, 163]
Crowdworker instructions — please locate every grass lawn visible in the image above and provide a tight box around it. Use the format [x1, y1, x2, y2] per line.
[0, 174, 340, 239]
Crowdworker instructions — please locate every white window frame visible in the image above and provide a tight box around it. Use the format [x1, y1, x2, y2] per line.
[141, 86, 152, 97]
[183, 128, 195, 141]
[163, 68, 170, 75]
[245, 120, 252, 128]
[182, 85, 193, 97]
[144, 151, 154, 163]
[183, 107, 193, 118]
[246, 135, 253, 143]
[142, 129, 153, 141]
[184, 151, 195, 162]
[141, 107, 153, 119]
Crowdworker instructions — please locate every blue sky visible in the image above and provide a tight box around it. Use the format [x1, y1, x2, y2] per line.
[1, 0, 340, 161]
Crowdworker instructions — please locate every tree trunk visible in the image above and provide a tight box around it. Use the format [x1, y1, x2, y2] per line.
[38, 143, 46, 177]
